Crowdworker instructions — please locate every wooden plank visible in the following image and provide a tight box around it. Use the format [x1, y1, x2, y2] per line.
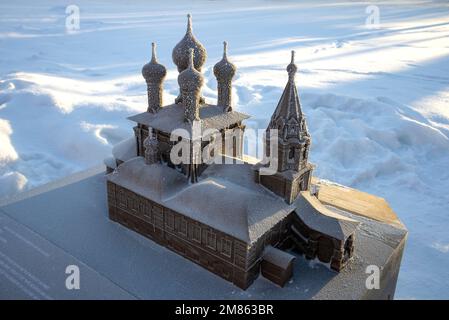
[312, 177, 405, 228]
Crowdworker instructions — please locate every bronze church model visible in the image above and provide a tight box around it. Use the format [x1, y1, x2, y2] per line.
[105, 15, 396, 290]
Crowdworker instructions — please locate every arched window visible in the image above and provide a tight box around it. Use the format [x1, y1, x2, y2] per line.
[289, 147, 295, 159]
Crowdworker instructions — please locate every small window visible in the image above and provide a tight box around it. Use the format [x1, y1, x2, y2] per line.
[130, 196, 139, 213]
[221, 238, 232, 257]
[143, 201, 152, 220]
[189, 224, 201, 243]
[165, 211, 174, 230]
[206, 230, 217, 250]
[152, 204, 163, 215]
[175, 216, 187, 236]
[118, 189, 126, 208]
[289, 147, 295, 160]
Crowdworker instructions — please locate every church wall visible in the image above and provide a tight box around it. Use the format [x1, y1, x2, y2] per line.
[107, 180, 264, 289]
[245, 214, 292, 271]
[258, 174, 286, 199]
[134, 123, 245, 173]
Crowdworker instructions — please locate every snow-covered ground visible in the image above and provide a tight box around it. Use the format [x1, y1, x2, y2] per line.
[1, 0, 448, 299]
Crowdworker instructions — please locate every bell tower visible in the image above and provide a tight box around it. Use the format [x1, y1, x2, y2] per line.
[255, 51, 314, 204]
[267, 50, 311, 173]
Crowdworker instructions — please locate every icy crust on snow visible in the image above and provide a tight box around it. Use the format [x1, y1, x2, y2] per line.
[108, 157, 295, 243]
[0, 171, 27, 199]
[0, 119, 18, 164]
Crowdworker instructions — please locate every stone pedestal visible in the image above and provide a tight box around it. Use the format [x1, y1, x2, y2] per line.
[0, 166, 407, 300]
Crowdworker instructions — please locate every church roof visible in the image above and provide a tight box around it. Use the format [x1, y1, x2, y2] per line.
[268, 51, 306, 132]
[108, 157, 358, 244]
[172, 14, 207, 72]
[128, 103, 249, 139]
[294, 191, 359, 241]
[108, 157, 295, 243]
[178, 48, 203, 92]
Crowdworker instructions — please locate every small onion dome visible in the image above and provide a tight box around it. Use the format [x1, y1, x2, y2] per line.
[287, 50, 298, 80]
[178, 48, 204, 92]
[144, 128, 158, 149]
[142, 42, 167, 83]
[213, 41, 236, 80]
[172, 14, 207, 72]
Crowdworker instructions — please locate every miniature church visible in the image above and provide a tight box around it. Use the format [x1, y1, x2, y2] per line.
[105, 15, 359, 289]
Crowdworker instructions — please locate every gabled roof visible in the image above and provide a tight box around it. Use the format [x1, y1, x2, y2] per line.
[108, 157, 294, 244]
[294, 191, 359, 241]
[128, 103, 249, 139]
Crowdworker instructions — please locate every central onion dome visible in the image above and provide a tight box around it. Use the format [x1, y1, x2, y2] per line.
[172, 14, 207, 72]
[178, 48, 204, 122]
[178, 48, 204, 98]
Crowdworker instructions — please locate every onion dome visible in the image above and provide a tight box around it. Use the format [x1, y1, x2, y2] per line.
[178, 48, 204, 122]
[142, 42, 166, 113]
[143, 128, 159, 165]
[213, 41, 236, 80]
[142, 42, 167, 83]
[213, 41, 236, 111]
[172, 14, 207, 72]
[178, 48, 204, 94]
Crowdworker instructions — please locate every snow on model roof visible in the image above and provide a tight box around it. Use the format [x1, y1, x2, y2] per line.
[103, 156, 117, 169]
[127, 104, 249, 139]
[108, 157, 295, 243]
[263, 245, 296, 269]
[112, 137, 137, 162]
[294, 191, 359, 241]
